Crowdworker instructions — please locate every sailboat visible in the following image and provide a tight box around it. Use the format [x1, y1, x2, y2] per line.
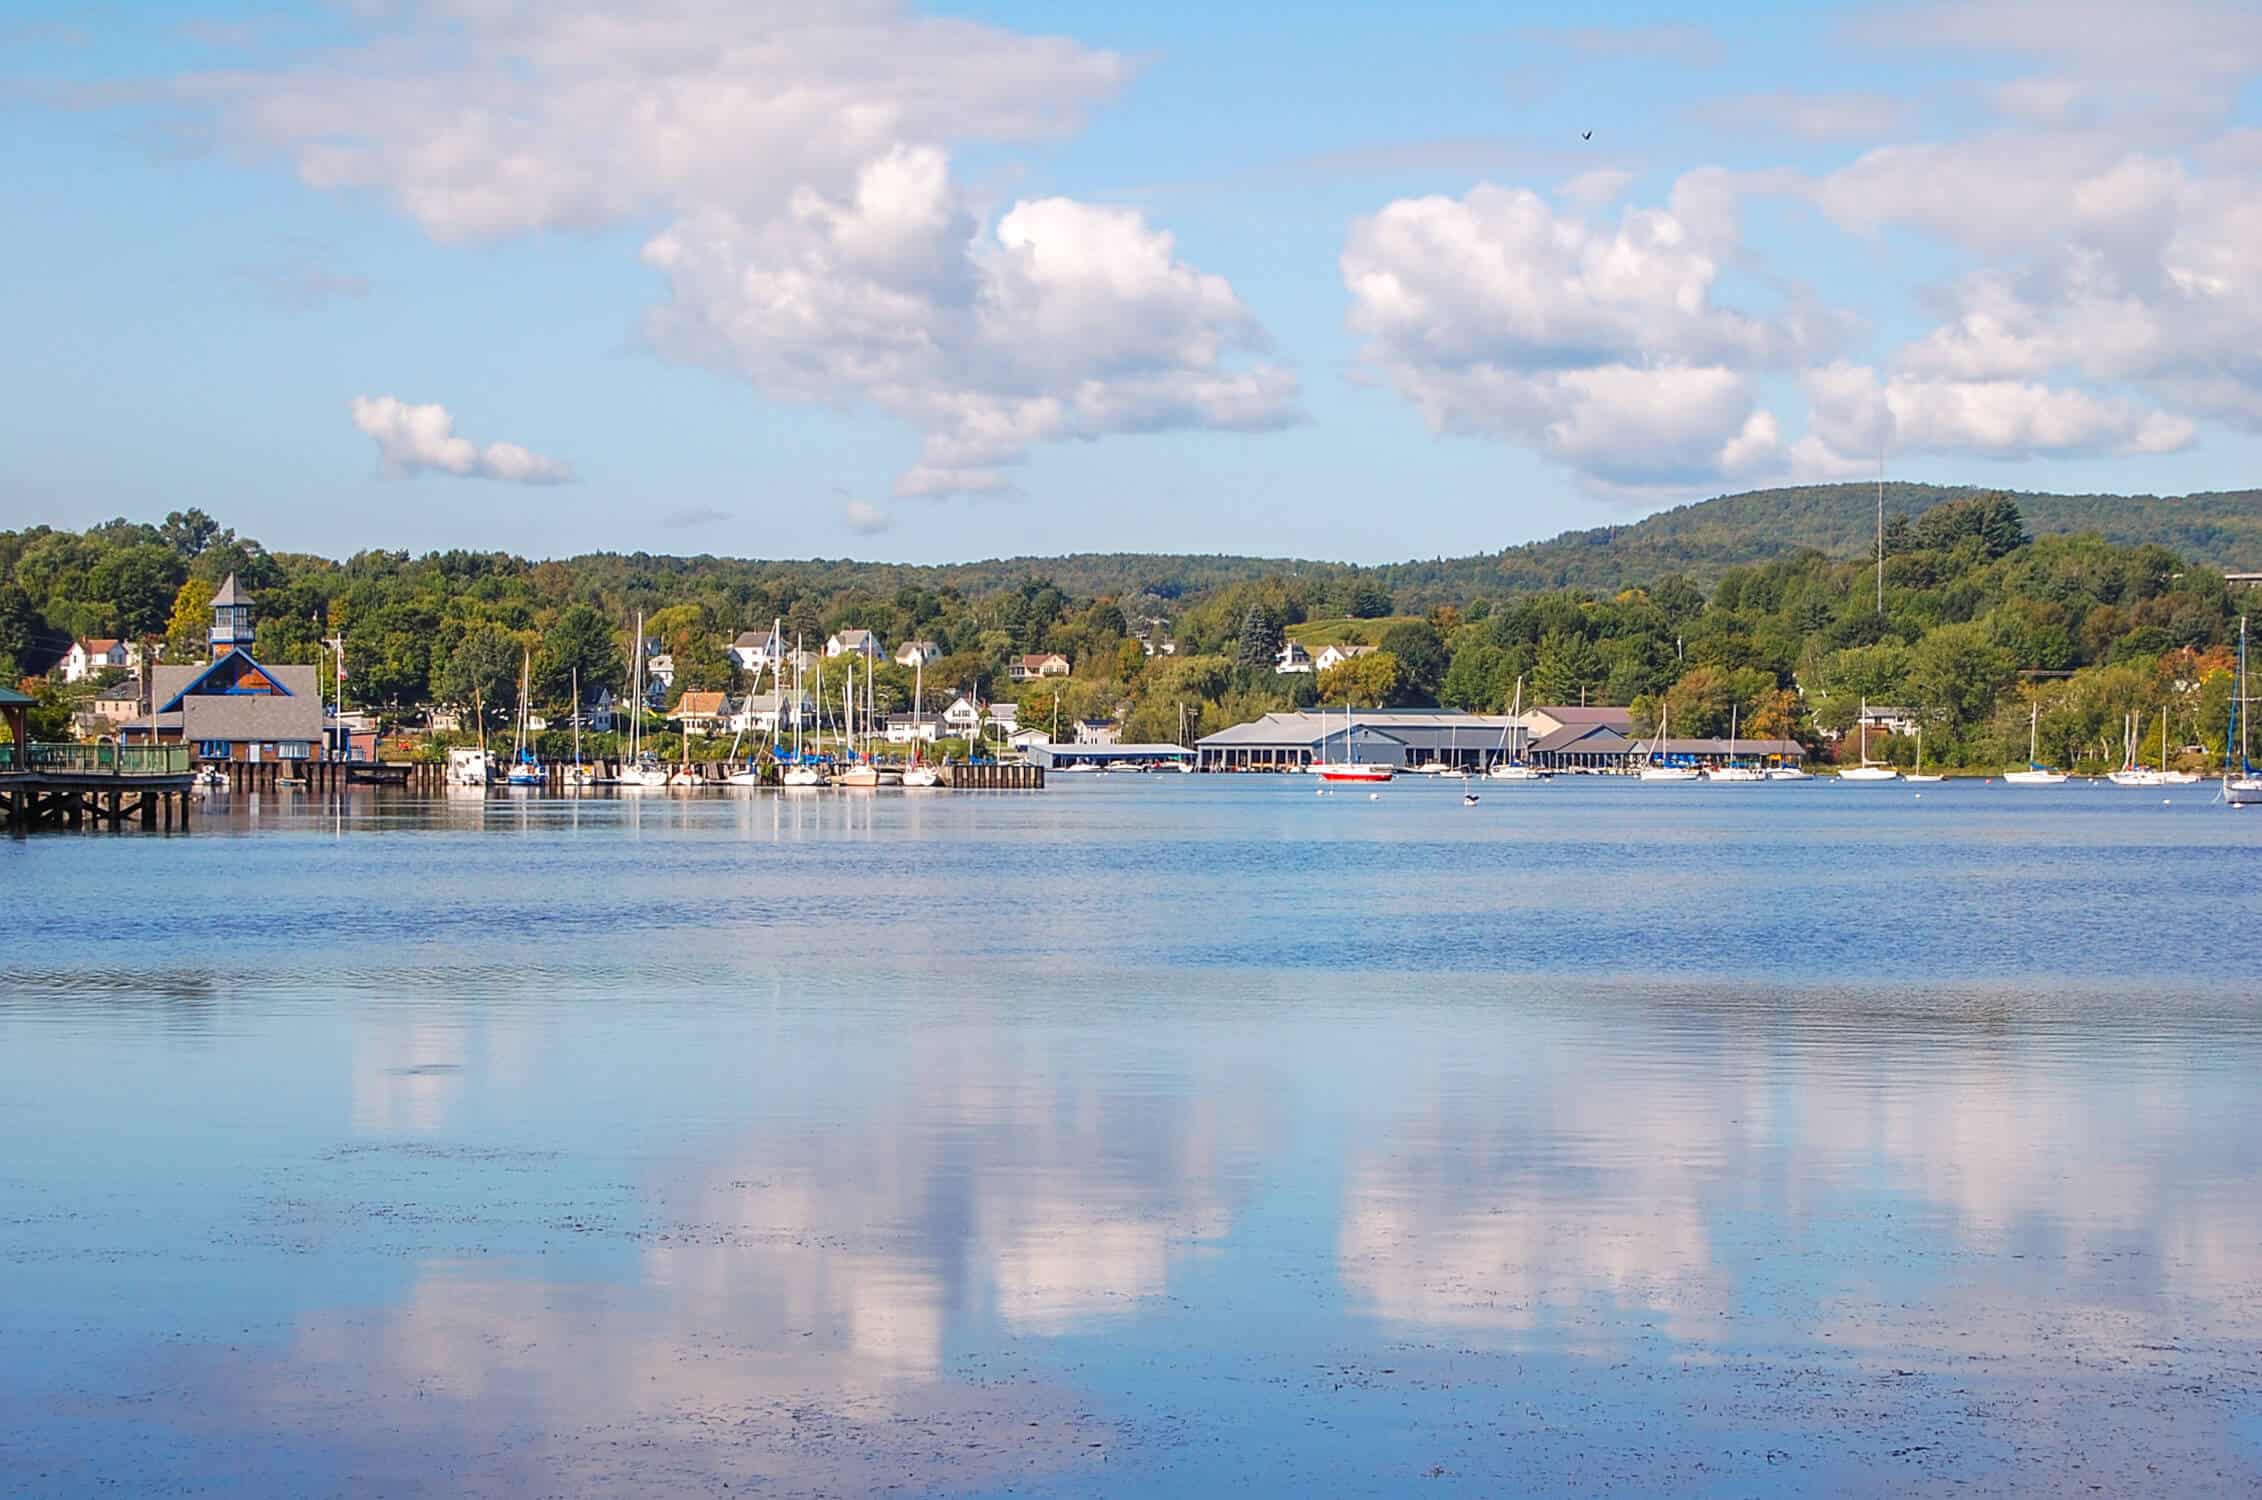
[504, 648, 545, 787]
[618, 611, 672, 789]
[781, 635, 825, 786]
[1839, 698, 1900, 781]
[1705, 705, 1767, 781]
[1313, 700, 1392, 782]
[561, 668, 598, 788]
[902, 654, 940, 788]
[1638, 702, 1700, 781]
[724, 619, 781, 787]
[2226, 617, 2262, 806]
[1906, 723, 1944, 783]
[2003, 700, 2068, 785]
[2112, 706, 2199, 787]
[1487, 677, 1548, 780]
[834, 658, 890, 788]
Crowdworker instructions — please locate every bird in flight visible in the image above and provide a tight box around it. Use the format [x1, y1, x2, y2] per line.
[1581, 130, 1593, 140]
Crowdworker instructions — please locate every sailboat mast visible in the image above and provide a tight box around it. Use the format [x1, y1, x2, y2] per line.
[1875, 448, 1885, 615]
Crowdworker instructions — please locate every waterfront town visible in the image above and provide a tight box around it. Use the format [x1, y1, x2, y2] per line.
[3, 488, 2256, 800]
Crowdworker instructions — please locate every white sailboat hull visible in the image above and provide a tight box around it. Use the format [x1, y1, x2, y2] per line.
[1838, 766, 1899, 781]
[1704, 767, 1767, 782]
[1485, 765, 1548, 781]
[1637, 767, 1701, 782]
[1764, 766, 1813, 781]
[902, 766, 941, 788]
[2003, 769, 2068, 785]
[2225, 778, 2262, 806]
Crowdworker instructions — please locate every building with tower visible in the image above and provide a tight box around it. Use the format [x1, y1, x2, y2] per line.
[125, 574, 325, 763]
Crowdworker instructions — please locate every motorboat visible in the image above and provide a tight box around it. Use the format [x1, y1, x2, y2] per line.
[1705, 765, 1767, 782]
[445, 747, 492, 787]
[902, 764, 941, 788]
[1764, 765, 1813, 781]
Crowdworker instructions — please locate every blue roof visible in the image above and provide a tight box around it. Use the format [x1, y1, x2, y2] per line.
[158, 650, 295, 713]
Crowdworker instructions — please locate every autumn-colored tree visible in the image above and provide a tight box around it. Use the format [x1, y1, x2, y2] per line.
[164, 577, 216, 662]
[1317, 651, 1400, 707]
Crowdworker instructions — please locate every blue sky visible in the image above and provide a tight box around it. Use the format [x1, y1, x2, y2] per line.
[2, 0, 2258, 563]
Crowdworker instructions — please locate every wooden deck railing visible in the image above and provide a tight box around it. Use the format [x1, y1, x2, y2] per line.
[5, 742, 192, 775]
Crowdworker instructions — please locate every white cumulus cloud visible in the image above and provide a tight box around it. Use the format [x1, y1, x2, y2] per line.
[193, 1, 1286, 496]
[1341, 173, 1838, 494]
[350, 396, 572, 485]
[843, 500, 893, 535]
[644, 147, 1296, 497]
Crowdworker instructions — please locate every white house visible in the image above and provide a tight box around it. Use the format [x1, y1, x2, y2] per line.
[734, 690, 816, 734]
[60, 637, 141, 683]
[986, 700, 1019, 732]
[825, 629, 885, 660]
[581, 688, 617, 733]
[728, 630, 779, 673]
[1009, 653, 1070, 682]
[1074, 718, 1121, 746]
[941, 695, 985, 735]
[1007, 726, 1052, 751]
[1858, 704, 1922, 738]
[894, 639, 942, 667]
[883, 714, 941, 745]
[1275, 641, 1313, 675]
[1313, 643, 1377, 674]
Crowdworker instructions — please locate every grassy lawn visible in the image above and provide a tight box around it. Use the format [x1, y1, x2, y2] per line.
[1284, 616, 1423, 648]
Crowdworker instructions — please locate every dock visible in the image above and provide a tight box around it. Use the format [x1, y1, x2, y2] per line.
[0, 743, 196, 832]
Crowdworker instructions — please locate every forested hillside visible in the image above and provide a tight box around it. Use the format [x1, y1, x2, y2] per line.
[3, 485, 2256, 773]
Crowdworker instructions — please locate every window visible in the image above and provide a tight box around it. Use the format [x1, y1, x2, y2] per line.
[277, 741, 310, 760]
[198, 740, 231, 760]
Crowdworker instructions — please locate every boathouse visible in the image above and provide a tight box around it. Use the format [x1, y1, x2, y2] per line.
[1196, 708, 1525, 771]
[125, 575, 325, 763]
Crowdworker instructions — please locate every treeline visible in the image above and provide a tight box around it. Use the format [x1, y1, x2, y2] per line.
[2, 493, 2255, 770]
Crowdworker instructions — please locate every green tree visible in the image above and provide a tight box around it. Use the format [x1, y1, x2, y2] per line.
[1531, 628, 1603, 705]
[1378, 621, 1447, 704]
[1234, 603, 1284, 673]
[159, 508, 222, 559]
[1347, 579, 1395, 618]
[535, 604, 622, 710]
[434, 624, 522, 734]
[1906, 621, 2017, 734]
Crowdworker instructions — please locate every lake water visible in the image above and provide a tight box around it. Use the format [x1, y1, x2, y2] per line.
[5, 777, 2261, 1496]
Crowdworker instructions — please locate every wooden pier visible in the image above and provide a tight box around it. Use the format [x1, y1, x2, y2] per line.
[941, 761, 1045, 789]
[0, 744, 195, 833]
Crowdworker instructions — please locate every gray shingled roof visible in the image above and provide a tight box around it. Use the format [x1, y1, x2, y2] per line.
[209, 573, 244, 607]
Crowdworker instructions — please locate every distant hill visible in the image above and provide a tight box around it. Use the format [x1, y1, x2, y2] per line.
[1452, 483, 2262, 598]
[783, 483, 2262, 607]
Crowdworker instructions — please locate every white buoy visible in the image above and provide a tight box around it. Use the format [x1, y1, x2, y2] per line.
[1369, 792, 1380, 801]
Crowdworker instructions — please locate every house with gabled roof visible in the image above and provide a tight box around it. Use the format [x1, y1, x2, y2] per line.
[124, 575, 324, 762]
[826, 629, 884, 660]
[59, 637, 140, 683]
